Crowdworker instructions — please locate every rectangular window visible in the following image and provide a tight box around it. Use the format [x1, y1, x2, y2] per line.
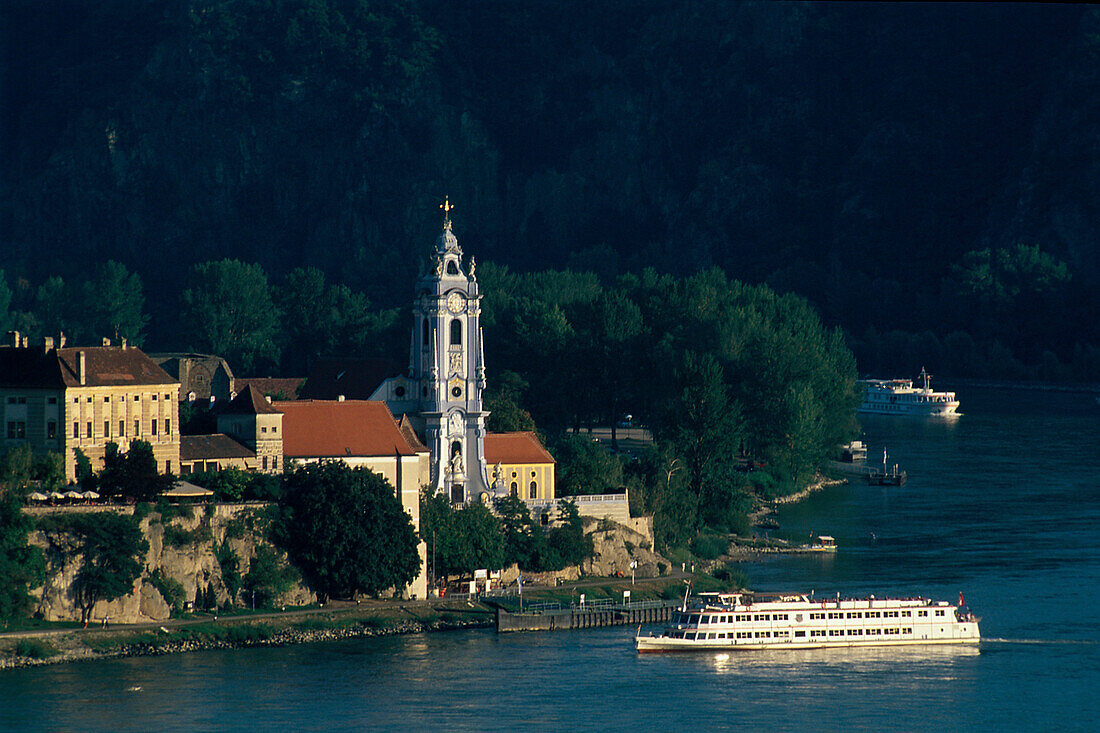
[151, 419, 157, 436]
[262, 456, 268, 470]
[134, 419, 140, 436]
[918, 610, 928, 617]
[134, 395, 139, 402]
[152, 394, 158, 401]
[165, 419, 170, 435]
[165, 460, 171, 473]
[86, 422, 92, 438]
[5, 397, 14, 404]
[935, 610, 945, 617]
[119, 420, 125, 436]
[104, 396, 110, 403]
[104, 421, 110, 438]
[74, 422, 79, 438]
[273, 457, 278, 470]
[48, 397, 57, 404]
[47, 421, 57, 439]
[794, 631, 805, 638]
[86, 397, 92, 403]
[6, 421, 26, 439]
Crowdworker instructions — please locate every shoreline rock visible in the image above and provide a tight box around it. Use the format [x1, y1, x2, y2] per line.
[0, 616, 492, 671]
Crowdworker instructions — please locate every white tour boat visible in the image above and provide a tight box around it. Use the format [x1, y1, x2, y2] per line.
[635, 591, 979, 652]
[858, 367, 959, 417]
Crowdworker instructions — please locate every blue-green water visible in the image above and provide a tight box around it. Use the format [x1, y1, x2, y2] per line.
[3, 386, 1098, 731]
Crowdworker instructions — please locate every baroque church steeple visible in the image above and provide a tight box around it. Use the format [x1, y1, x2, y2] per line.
[380, 200, 493, 503]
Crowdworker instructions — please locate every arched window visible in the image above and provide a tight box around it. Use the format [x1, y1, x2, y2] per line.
[422, 318, 430, 347]
[450, 319, 462, 345]
[510, 481, 518, 496]
[529, 481, 538, 499]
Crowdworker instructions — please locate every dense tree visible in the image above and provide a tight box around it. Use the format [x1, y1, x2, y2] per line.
[78, 261, 148, 345]
[0, 494, 46, 624]
[277, 267, 379, 374]
[551, 433, 625, 497]
[38, 512, 149, 624]
[420, 491, 504, 582]
[97, 441, 175, 501]
[181, 260, 281, 374]
[275, 462, 419, 600]
[243, 545, 298, 609]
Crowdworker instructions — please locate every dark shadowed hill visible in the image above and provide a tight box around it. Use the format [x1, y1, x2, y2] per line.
[2, 1, 1098, 377]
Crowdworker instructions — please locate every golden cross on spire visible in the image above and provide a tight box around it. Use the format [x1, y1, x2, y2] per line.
[440, 196, 454, 229]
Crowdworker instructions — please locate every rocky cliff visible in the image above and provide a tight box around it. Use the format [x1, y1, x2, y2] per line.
[28, 504, 314, 624]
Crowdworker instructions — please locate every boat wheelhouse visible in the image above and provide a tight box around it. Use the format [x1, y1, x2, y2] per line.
[858, 367, 959, 417]
[635, 591, 980, 653]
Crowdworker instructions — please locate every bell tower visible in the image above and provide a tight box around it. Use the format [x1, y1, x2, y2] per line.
[409, 200, 493, 503]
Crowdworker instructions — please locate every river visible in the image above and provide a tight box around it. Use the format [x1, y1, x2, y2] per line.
[2, 386, 1098, 731]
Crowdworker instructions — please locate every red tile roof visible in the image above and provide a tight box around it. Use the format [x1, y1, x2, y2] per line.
[274, 400, 418, 458]
[0, 345, 177, 389]
[221, 384, 282, 415]
[234, 377, 305, 400]
[484, 432, 556, 465]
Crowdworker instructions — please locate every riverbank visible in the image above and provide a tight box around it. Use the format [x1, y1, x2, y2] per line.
[0, 602, 493, 670]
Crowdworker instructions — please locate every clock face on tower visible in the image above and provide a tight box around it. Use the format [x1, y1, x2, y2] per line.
[446, 291, 465, 314]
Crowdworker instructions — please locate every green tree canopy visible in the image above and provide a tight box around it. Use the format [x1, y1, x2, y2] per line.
[181, 259, 281, 374]
[78, 261, 148, 345]
[98, 441, 175, 501]
[38, 512, 149, 624]
[275, 462, 420, 600]
[0, 494, 47, 624]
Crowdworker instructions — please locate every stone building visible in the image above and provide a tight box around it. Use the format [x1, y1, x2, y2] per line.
[151, 353, 235, 403]
[484, 432, 556, 502]
[0, 333, 180, 481]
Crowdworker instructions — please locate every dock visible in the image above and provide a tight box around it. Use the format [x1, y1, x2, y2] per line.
[496, 599, 681, 633]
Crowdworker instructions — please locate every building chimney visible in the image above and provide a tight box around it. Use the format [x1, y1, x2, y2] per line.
[338, 394, 345, 402]
[59, 332, 66, 348]
[102, 337, 111, 347]
[121, 337, 127, 350]
[43, 336, 54, 349]
[11, 330, 21, 347]
[78, 351, 86, 385]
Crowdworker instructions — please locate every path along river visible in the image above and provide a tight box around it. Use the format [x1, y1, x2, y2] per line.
[2, 386, 1098, 731]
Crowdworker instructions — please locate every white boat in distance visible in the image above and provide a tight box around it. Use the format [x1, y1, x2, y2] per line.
[635, 591, 980, 652]
[858, 367, 959, 417]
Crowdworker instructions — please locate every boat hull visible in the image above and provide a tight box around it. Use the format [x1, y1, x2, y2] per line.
[635, 635, 980, 653]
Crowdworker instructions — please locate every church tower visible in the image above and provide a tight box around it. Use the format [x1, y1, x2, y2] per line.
[407, 201, 493, 503]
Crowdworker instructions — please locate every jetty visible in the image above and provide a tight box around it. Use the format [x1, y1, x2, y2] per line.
[496, 599, 681, 633]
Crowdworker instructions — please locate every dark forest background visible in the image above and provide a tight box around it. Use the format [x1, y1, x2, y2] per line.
[3, 1, 1100, 382]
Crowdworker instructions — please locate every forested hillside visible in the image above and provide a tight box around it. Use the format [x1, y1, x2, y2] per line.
[3, 1, 1100, 379]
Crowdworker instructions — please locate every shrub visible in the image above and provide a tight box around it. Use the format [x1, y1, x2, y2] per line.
[15, 638, 58, 659]
[146, 569, 186, 613]
[690, 531, 729, 561]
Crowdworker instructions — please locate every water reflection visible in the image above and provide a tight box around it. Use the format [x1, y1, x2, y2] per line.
[699, 644, 981, 676]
